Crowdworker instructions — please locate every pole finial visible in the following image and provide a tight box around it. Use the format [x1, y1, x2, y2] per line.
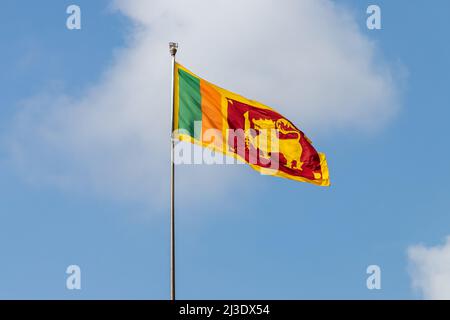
[169, 42, 178, 57]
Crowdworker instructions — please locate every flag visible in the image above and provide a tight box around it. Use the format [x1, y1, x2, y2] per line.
[173, 63, 330, 186]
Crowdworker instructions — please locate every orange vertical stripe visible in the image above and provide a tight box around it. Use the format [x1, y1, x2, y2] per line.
[200, 80, 223, 146]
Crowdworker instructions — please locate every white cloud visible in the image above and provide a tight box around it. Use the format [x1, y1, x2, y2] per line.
[408, 236, 450, 299]
[4, 0, 401, 204]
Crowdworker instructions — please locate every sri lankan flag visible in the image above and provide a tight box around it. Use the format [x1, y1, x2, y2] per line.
[173, 63, 330, 186]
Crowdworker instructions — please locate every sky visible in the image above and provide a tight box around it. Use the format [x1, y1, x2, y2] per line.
[0, 0, 449, 299]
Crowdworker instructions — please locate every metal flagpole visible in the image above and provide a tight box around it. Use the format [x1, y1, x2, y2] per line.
[169, 42, 178, 301]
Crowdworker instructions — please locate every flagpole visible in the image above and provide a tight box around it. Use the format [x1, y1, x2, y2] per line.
[169, 42, 178, 301]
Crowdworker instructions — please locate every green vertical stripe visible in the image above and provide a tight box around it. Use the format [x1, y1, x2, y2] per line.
[178, 69, 202, 139]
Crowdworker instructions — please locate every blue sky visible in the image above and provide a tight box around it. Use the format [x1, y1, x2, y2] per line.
[0, 0, 450, 299]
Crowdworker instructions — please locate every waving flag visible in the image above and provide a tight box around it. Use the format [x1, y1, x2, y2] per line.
[173, 63, 330, 186]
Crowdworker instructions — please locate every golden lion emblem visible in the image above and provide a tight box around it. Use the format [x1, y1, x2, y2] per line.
[244, 111, 303, 170]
